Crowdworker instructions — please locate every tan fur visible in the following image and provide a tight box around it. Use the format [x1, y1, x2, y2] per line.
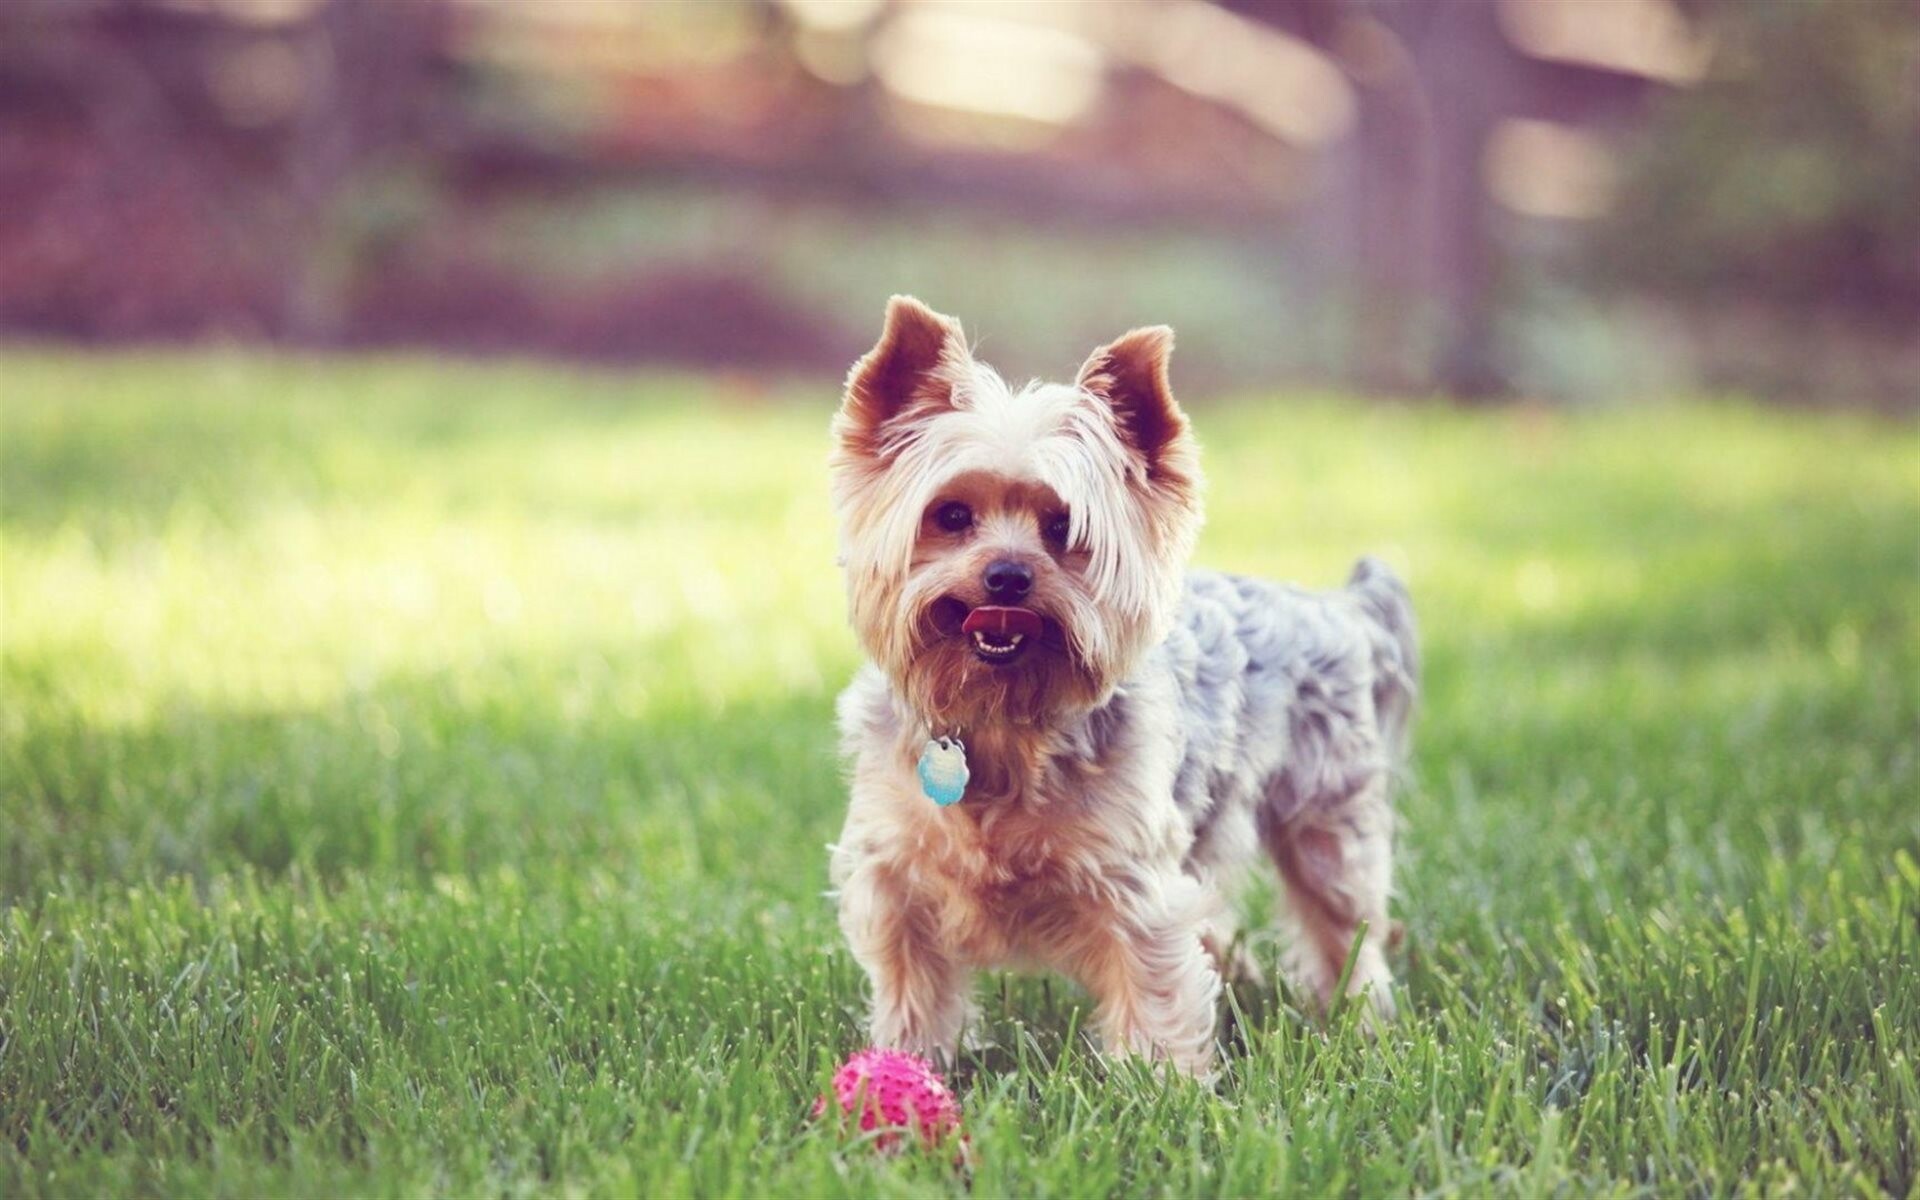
[832, 705, 1222, 1074]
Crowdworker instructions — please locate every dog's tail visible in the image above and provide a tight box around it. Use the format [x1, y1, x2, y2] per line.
[1346, 556, 1419, 765]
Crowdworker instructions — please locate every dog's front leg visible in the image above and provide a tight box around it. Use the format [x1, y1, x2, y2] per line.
[1074, 874, 1222, 1077]
[836, 862, 971, 1063]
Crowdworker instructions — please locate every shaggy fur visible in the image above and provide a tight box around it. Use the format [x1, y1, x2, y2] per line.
[829, 297, 1418, 1075]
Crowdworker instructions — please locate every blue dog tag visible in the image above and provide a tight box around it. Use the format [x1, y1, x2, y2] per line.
[916, 736, 969, 807]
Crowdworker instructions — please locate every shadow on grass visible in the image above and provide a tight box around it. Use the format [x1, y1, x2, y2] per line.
[1, 659, 847, 904]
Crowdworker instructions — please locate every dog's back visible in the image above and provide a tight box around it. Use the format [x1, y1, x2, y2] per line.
[1154, 560, 1415, 888]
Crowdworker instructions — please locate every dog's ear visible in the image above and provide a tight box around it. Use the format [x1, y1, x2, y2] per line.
[1077, 326, 1191, 478]
[838, 296, 968, 456]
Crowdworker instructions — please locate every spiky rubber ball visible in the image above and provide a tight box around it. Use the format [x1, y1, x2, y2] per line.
[813, 1048, 962, 1148]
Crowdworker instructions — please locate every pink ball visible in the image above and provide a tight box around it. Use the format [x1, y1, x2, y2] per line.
[813, 1048, 962, 1148]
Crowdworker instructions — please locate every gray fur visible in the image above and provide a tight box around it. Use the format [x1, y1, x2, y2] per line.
[1092, 558, 1418, 879]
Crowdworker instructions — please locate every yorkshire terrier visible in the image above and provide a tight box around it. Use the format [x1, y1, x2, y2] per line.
[828, 297, 1417, 1075]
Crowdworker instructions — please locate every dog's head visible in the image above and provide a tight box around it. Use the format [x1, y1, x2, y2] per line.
[831, 297, 1203, 729]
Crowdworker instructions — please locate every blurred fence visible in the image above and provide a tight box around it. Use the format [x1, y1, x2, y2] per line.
[2, 0, 1915, 404]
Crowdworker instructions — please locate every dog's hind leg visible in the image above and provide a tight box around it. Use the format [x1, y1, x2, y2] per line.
[1260, 779, 1397, 1021]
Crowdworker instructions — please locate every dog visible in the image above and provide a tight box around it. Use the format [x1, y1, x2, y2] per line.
[827, 297, 1417, 1075]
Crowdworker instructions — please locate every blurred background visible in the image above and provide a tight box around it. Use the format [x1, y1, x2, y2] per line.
[2, 0, 1916, 406]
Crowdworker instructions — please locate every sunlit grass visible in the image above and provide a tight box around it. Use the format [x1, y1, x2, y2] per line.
[2, 349, 1917, 1195]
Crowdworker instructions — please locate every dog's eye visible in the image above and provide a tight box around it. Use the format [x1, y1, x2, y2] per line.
[932, 501, 973, 533]
[1043, 511, 1071, 548]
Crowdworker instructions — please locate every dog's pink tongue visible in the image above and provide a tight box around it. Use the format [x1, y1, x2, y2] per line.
[962, 606, 1043, 638]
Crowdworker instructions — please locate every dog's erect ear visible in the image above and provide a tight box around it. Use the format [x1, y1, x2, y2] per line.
[838, 296, 968, 454]
[1077, 326, 1190, 475]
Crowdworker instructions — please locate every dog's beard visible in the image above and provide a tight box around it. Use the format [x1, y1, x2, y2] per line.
[901, 636, 1099, 731]
[852, 575, 1155, 731]
[904, 614, 1099, 730]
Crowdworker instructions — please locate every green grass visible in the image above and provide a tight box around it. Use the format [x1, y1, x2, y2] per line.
[3, 349, 1917, 1197]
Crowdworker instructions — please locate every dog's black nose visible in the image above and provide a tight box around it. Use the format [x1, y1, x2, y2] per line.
[983, 558, 1034, 601]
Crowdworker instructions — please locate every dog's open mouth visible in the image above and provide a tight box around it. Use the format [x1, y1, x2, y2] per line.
[960, 604, 1044, 665]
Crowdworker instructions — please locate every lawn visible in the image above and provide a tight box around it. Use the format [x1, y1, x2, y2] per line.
[2, 350, 1917, 1197]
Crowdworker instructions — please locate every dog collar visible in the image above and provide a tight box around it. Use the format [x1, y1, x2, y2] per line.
[916, 735, 969, 807]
